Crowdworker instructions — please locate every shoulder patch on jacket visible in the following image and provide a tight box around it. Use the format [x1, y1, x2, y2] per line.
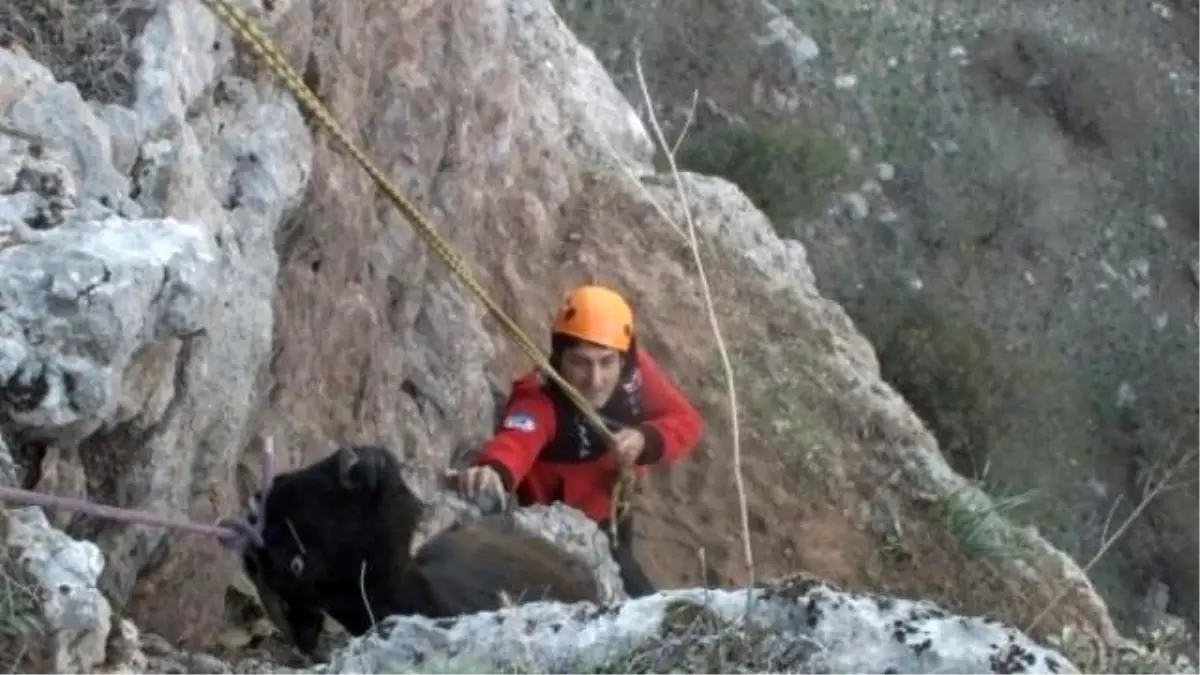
[501, 412, 538, 432]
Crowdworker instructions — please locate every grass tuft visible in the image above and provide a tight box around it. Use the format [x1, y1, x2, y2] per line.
[0, 0, 152, 105]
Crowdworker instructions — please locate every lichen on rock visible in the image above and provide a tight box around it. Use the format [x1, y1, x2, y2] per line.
[0, 501, 111, 674]
[313, 580, 1078, 674]
[0, 21, 311, 642]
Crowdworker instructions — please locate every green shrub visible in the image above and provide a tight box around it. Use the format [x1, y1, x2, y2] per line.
[674, 122, 851, 228]
[846, 284, 1018, 481]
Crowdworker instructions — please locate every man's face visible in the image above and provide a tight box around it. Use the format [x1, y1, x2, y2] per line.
[560, 342, 624, 408]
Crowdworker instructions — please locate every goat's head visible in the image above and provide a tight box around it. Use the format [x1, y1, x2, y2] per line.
[231, 444, 416, 653]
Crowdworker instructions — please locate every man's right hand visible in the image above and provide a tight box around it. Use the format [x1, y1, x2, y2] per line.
[444, 465, 507, 509]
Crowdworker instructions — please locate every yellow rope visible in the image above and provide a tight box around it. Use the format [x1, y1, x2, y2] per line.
[194, 0, 635, 531]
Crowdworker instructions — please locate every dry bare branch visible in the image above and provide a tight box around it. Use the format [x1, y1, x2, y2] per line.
[627, 45, 757, 611]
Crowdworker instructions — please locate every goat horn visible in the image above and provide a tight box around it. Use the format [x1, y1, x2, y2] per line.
[337, 446, 359, 490]
[260, 435, 276, 496]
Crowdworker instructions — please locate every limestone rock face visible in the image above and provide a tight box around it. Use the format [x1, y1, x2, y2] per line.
[0, 0, 1123, 661]
[315, 580, 1078, 674]
[0, 20, 310, 642]
[0, 503, 111, 674]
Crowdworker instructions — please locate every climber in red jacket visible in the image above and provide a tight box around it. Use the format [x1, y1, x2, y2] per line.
[445, 284, 705, 598]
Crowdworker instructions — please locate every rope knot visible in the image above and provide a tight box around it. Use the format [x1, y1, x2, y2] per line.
[219, 438, 277, 554]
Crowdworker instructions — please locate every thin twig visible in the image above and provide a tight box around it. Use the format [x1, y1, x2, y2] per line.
[593, 125, 687, 240]
[629, 46, 756, 611]
[1024, 446, 1199, 635]
[359, 560, 376, 629]
[670, 89, 700, 158]
[1097, 494, 1123, 544]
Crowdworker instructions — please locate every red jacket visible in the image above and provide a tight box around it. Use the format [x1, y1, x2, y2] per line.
[475, 349, 704, 523]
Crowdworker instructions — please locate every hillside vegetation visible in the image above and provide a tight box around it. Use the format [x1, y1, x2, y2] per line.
[552, 0, 1199, 645]
[0, 0, 1196, 671]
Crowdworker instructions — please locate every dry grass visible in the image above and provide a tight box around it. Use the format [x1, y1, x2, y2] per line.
[0, 513, 52, 674]
[0, 0, 150, 105]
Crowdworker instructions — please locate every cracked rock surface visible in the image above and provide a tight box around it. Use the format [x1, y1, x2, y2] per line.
[0, 501, 111, 674]
[312, 579, 1078, 674]
[0, 21, 311, 643]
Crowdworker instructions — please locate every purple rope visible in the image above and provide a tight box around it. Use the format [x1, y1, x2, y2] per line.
[0, 437, 277, 553]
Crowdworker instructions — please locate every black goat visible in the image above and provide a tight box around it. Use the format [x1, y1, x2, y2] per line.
[238, 444, 601, 654]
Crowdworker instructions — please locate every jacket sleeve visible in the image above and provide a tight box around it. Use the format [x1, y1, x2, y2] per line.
[633, 350, 705, 466]
[474, 376, 557, 491]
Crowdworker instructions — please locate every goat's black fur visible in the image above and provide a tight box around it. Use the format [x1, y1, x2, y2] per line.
[240, 444, 601, 654]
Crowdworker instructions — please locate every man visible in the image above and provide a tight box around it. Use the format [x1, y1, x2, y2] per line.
[445, 284, 705, 598]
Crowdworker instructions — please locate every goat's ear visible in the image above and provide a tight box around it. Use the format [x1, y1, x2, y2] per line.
[335, 446, 382, 493]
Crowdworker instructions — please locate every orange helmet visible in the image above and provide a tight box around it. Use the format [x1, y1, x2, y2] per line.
[552, 285, 634, 352]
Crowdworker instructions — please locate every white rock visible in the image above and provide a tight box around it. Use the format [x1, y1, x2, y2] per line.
[5, 506, 112, 674]
[842, 192, 871, 220]
[0, 34, 311, 622]
[511, 503, 628, 604]
[314, 580, 1077, 674]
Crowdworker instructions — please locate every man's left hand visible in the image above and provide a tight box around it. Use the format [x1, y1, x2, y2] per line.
[609, 428, 645, 467]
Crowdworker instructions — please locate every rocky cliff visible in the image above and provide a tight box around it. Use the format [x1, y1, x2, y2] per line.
[548, 0, 1199, 641]
[0, 0, 1168, 671]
